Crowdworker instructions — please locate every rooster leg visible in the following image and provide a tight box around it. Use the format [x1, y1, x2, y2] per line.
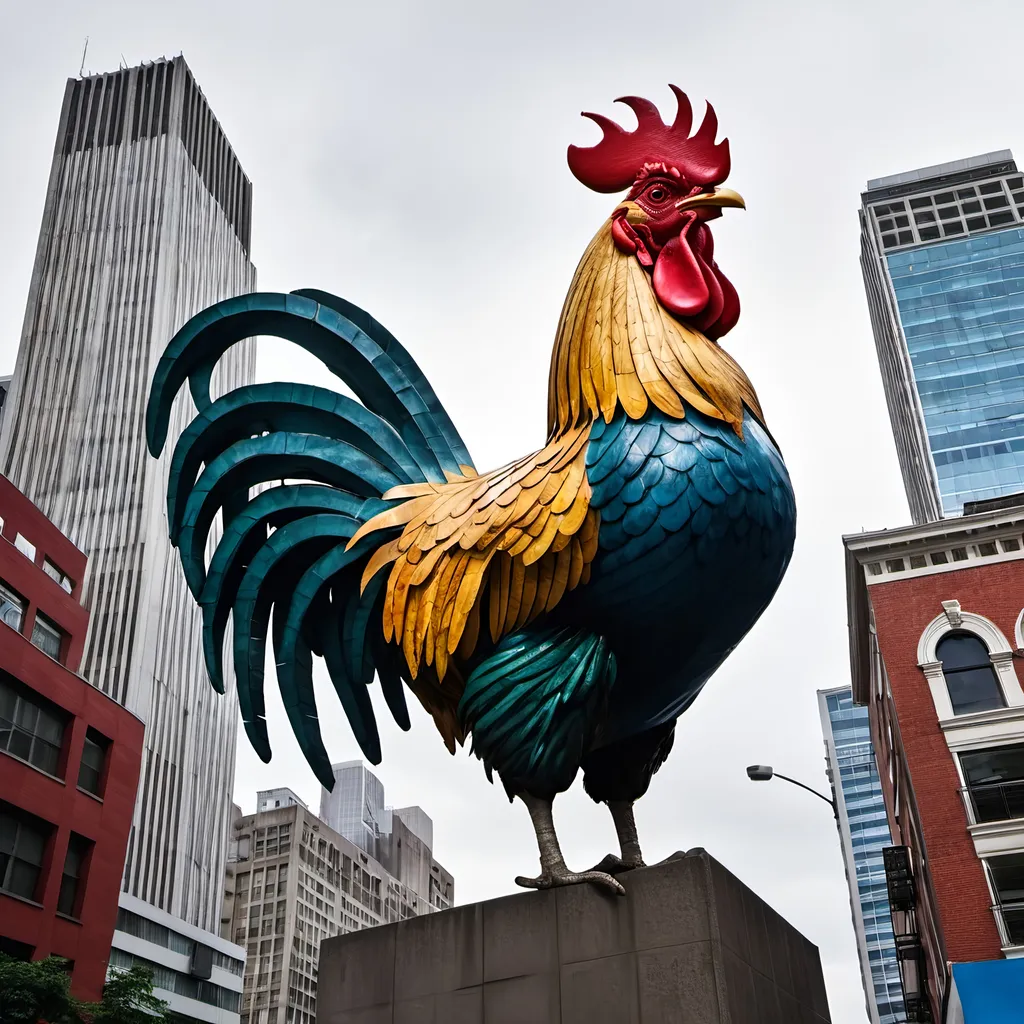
[515, 793, 625, 896]
[591, 801, 645, 874]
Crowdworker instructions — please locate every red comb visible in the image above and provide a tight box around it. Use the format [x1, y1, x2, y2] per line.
[567, 85, 730, 194]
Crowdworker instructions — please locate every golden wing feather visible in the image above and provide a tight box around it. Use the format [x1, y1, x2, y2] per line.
[354, 422, 598, 690]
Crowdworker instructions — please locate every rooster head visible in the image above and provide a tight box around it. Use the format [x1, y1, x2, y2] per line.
[567, 86, 743, 340]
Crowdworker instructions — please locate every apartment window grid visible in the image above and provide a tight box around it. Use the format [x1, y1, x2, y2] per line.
[871, 173, 1024, 252]
[826, 690, 906, 1024]
[234, 810, 444, 1024]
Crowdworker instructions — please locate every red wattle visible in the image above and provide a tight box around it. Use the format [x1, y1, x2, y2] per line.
[652, 235, 709, 318]
[708, 268, 740, 340]
[611, 215, 638, 255]
[692, 252, 724, 331]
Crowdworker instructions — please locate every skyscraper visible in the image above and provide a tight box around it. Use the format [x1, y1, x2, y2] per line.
[0, 57, 253, 1016]
[224, 797, 454, 1024]
[319, 761, 387, 857]
[318, 762, 452, 910]
[819, 687, 905, 1024]
[860, 151, 1024, 522]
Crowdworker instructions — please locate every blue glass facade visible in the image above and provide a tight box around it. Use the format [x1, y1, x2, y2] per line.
[823, 688, 905, 1024]
[887, 228, 1024, 516]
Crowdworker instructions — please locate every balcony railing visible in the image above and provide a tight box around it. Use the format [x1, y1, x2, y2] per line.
[991, 900, 1024, 948]
[960, 780, 1024, 825]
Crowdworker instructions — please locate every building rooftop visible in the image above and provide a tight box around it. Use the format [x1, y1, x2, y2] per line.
[862, 150, 1016, 203]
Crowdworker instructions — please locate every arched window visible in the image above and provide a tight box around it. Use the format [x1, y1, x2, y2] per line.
[937, 632, 1006, 716]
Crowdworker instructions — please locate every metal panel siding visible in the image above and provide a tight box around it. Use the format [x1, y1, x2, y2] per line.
[0, 58, 256, 935]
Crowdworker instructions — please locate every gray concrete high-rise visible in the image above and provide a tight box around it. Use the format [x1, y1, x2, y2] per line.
[0, 57, 253, 1020]
[860, 151, 1024, 523]
[319, 762, 452, 912]
[225, 797, 454, 1024]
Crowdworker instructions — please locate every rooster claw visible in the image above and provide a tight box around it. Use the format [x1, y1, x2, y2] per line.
[590, 853, 645, 875]
[515, 869, 626, 896]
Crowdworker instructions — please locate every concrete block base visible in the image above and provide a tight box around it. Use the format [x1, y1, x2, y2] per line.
[317, 848, 831, 1024]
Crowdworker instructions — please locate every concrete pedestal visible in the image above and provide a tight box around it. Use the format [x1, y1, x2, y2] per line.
[317, 848, 831, 1024]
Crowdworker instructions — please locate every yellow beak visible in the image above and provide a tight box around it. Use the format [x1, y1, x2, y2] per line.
[674, 187, 746, 213]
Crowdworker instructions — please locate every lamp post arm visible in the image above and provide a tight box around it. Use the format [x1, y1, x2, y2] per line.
[772, 772, 838, 816]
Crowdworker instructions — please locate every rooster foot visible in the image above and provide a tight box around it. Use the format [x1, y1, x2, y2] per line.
[515, 868, 625, 896]
[590, 853, 645, 875]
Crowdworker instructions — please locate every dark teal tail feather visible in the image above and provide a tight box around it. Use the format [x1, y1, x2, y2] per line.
[292, 289, 472, 470]
[145, 291, 474, 784]
[199, 485, 381, 694]
[459, 627, 616, 799]
[146, 291, 472, 482]
[178, 433, 406, 598]
[168, 382, 423, 539]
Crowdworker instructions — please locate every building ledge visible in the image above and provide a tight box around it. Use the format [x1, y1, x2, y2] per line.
[0, 888, 44, 910]
[940, 706, 1024, 732]
[0, 747, 68, 786]
[968, 819, 1024, 838]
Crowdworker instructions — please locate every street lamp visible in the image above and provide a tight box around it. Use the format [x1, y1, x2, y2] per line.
[745, 765, 837, 818]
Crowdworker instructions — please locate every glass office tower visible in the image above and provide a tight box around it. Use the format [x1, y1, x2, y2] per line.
[319, 761, 388, 857]
[860, 151, 1024, 522]
[819, 686, 905, 1024]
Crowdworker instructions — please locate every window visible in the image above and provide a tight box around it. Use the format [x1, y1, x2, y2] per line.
[0, 581, 25, 632]
[988, 853, 1024, 946]
[937, 632, 1005, 715]
[0, 674, 67, 775]
[108, 949, 241, 1010]
[30, 613, 64, 662]
[42, 559, 73, 594]
[961, 745, 1024, 823]
[0, 805, 50, 901]
[57, 833, 92, 917]
[13, 535, 36, 562]
[77, 728, 109, 796]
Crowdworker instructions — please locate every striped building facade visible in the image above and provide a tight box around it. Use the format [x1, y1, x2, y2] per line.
[0, 58, 254, 1013]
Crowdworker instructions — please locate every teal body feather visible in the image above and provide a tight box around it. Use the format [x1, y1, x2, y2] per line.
[459, 628, 617, 798]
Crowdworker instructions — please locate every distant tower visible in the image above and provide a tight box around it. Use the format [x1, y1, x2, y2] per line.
[319, 761, 388, 856]
[0, 54, 255, 998]
[860, 151, 1024, 521]
[818, 687, 905, 1024]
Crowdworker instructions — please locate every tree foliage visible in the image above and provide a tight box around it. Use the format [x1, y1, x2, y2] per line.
[0, 955, 81, 1024]
[0, 955, 170, 1024]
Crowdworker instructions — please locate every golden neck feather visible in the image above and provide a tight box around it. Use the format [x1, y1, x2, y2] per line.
[546, 220, 763, 438]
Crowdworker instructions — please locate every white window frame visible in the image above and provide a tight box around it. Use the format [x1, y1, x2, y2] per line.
[917, 603, 1023, 722]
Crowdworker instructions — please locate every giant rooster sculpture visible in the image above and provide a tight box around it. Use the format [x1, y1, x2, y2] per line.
[146, 86, 796, 894]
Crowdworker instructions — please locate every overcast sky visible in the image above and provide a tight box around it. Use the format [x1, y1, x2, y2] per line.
[6, 1, 1024, 1019]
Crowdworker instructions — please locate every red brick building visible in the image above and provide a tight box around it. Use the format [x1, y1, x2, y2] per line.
[845, 500, 1024, 1020]
[0, 473, 144, 1001]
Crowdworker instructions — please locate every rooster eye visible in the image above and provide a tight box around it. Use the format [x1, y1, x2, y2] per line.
[647, 186, 668, 203]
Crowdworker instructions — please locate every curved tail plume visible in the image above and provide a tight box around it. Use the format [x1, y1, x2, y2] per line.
[146, 291, 474, 785]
